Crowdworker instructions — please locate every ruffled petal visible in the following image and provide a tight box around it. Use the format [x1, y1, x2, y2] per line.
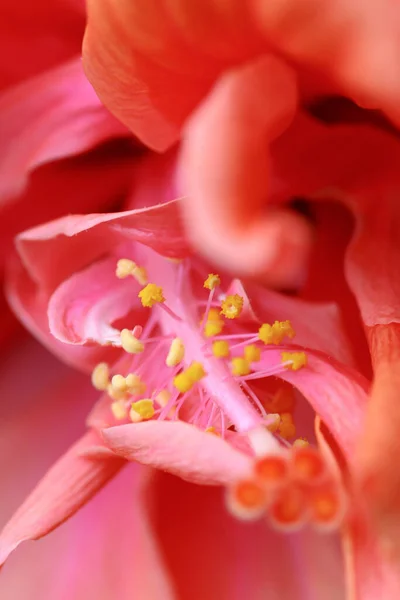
[102, 420, 252, 485]
[16, 199, 188, 292]
[0, 57, 129, 203]
[6, 253, 121, 373]
[0, 430, 125, 567]
[48, 256, 143, 346]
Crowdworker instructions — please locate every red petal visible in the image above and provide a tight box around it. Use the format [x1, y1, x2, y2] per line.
[0, 431, 124, 567]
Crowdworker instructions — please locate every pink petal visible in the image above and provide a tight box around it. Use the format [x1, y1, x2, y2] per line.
[0, 57, 128, 203]
[0, 430, 125, 566]
[6, 253, 121, 373]
[148, 470, 345, 600]
[102, 420, 252, 485]
[16, 199, 188, 292]
[48, 256, 143, 346]
[255, 347, 369, 457]
[230, 278, 354, 366]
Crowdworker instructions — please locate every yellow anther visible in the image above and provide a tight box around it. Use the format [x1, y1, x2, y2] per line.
[91, 362, 110, 391]
[111, 400, 128, 420]
[278, 412, 296, 439]
[186, 361, 206, 382]
[212, 340, 230, 358]
[107, 383, 128, 401]
[166, 338, 185, 367]
[174, 362, 206, 393]
[220, 294, 244, 319]
[244, 344, 261, 363]
[120, 329, 145, 354]
[258, 321, 295, 345]
[174, 371, 195, 394]
[277, 320, 296, 340]
[155, 389, 171, 407]
[204, 320, 224, 337]
[131, 265, 148, 286]
[208, 308, 222, 321]
[266, 413, 281, 433]
[116, 258, 136, 279]
[129, 399, 155, 422]
[282, 351, 307, 371]
[111, 374, 127, 392]
[204, 273, 221, 290]
[125, 373, 146, 395]
[258, 323, 281, 345]
[138, 283, 165, 307]
[293, 438, 309, 448]
[203, 308, 225, 338]
[205, 426, 220, 436]
[231, 357, 251, 376]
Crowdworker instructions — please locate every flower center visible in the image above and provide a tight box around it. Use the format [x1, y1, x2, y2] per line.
[90, 256, 346, 532]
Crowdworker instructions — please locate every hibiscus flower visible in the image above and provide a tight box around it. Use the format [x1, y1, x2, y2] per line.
[0, 128, 388, 600]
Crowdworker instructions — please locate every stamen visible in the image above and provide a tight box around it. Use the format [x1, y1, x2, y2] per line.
[120, 329, 145, 354]
[278, 413, 296, 440]
[173, 371, 194, 393]
[203, 308, 224, 338]
[131, 266, 148, 286]
[204, 274, 221, 290]
[173, 362, 206, 394]
[138, 283, 165, 307]
[111, 374, 127, 392]
[107, 383, 128, 401]
[244, 344, 261, 363]
[293, 438, 309, 448]
[240, 363, 291, 381]
[266, 413, 281, 433]
[212, 340, 230, 358]
[116, 258, 136, 279]
[166, 338, 185, 367]
[258, 320, 296, 345]
[186, 361, 206, 382]
[281, 351, 307, 371]
[91, 362, 110, 391]
[231, 357, 251, 376]
[220, 294, 244, 319]
[125, 373, 146, 395]
[111, 400, 129, 420]
[155, 389, 171, 407]
[129, 399, 155, 422]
